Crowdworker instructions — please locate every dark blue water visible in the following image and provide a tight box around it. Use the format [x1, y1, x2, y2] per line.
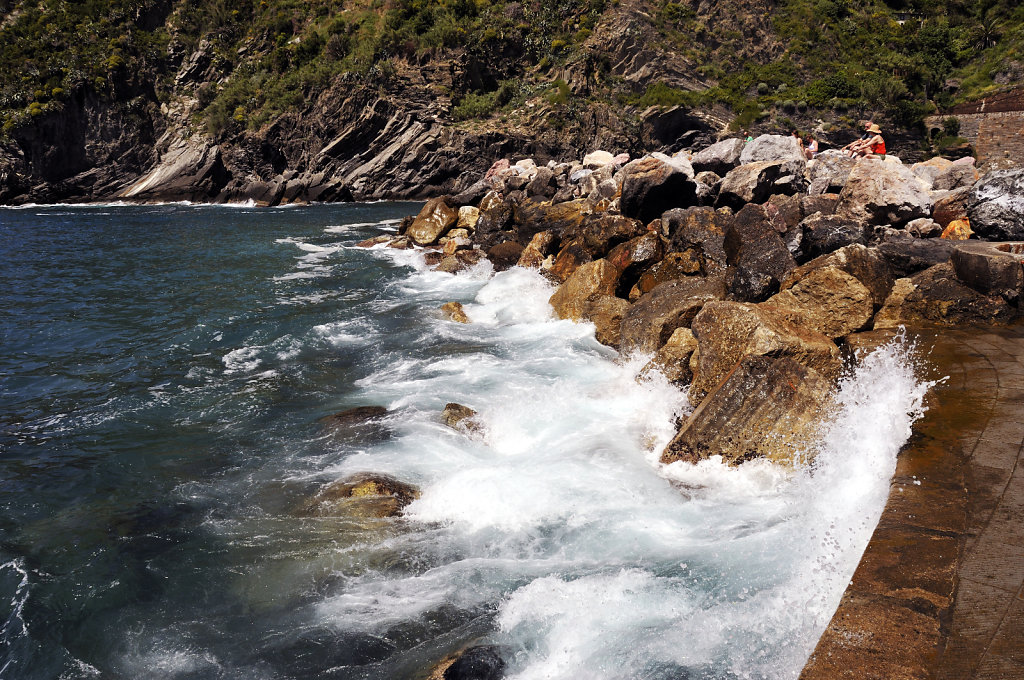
[0, 203, 433, 679]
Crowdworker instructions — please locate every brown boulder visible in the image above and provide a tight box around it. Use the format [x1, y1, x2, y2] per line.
[581, 295, 632, 348]
[513, 198, 589, 243]
[299, 473, 419, 518]
[874, 263, 1017, 329]
[688, 301, 842, 402]
[579, 213, 646, 257]
[355, 235, 393, 248]
[549, 236, 594, 283]
[661, 207, 730, 276]
[662, 355, 832, 466]
[762, 265, 874, 339]
[549, 259, 619, 320]
[442, 403, 481, 434]
[485, 241, 524, 272]
[629, 252, 703, 301]
[408, 197, 459, 245]
[724, 203, 797, 301]
[931, 186, 971, 227]
[780, 244, 895, 310]
[640, 327, 698, 385]
[517, 231, 559, 269]
[619, 276, 727, 355]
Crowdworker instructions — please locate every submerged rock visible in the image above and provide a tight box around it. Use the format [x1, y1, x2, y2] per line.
[300, 473, 420, 518]
[442, 403, 481, 434]
[319, 406, 392, 442]
[662, 355, 832, 466]
[441, 301, 469, 323]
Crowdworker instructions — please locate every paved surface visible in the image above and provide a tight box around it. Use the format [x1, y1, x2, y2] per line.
[801, 323, 1024, 680]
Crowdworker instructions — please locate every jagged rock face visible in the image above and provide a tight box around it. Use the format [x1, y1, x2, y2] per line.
[641, 327, 698, 385]
[629, 251, 703, 300]
[581, 295, 632, 348]
[835, 158, 933, 227]
[606, 232, 665, 297]
[662, 355, 832, 466]
[578, 214, 646, 258]
[968, 169, 1024, 240]
[874, 263, 1016, 328]
[687, 300, 842, 402]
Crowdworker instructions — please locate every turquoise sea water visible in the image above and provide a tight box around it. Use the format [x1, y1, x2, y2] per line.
[0, 203, 931, 680]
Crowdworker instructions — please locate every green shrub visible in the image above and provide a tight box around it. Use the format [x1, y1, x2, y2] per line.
[548, 78, 570, 106]
[452, 90, 497, 120]
[942, 116, 961, 137]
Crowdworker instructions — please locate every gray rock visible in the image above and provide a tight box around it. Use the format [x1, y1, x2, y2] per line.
[717, 161, 790, 209]
[691, 138, 746, 175]
[968, 169, 1024, 241]
[620, 156, 699, 223]
[806, 150, 857, 195]
[739, 134, 807, 176]
[835, 159, 933, 227]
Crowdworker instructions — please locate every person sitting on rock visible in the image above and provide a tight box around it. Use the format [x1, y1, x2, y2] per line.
[803, 134, 818, 159]
[791, 129, 804, 151]
[852, 123, 885, 158]
[841, 121, 874, 156]
[743, 130, 753, 142]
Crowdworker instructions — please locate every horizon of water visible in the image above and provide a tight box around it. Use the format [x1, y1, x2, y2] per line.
[0, 202, 933, 680]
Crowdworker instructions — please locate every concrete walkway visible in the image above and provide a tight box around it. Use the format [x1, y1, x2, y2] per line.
[801, 323, 1024, 679]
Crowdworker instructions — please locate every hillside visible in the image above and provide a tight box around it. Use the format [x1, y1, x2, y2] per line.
[0, 0, 1020, 204]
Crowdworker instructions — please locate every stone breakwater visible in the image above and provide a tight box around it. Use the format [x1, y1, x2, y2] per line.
[361, 135, 1024, 471]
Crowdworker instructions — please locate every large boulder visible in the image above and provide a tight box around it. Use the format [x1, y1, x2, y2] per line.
[662, 355, 833, 466]
[661, 206, 731, 276]
[876, 234, 955, 278]
[688, 301, 843, 402]
[874, 263, 1017, 329]
[579, 213, 646, 257]
[629, 252, 703, 300]
[949, 241, 1024, 303]
[620, 156, 698, 223]
[739, 134, 807, 175]
[407, 197, 459, 245]
[835, 158, 933, 227]
[549, 236, 594, 283]
[724, 204, 797, 301]
[474, 191, 514, 248]
[691, 138, 746, 175]
[484, 241, 523, 272]
[581, 295, 633, 348]
[640, 327, 698, 385]
[807, 150, 857, 195]
[933, 163, 979, 191]
[618, 276, 727, 355]
[800, 213, 866, 259]
[549, 259, 619, 320]
[781, 243, 895, 310]
[512, 199, 588, 243]
[717, 161, 790, 209]
[967, 169, 1024, 240]
[762, 265, 874, 339]
[606, 232, 665, 297]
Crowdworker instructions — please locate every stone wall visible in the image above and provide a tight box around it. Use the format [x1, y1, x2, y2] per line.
[926, 87, 1024, 172]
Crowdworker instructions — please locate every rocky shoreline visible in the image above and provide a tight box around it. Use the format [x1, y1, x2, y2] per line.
[332, 138, 1024, 676]
[358, 136, 1024, 473]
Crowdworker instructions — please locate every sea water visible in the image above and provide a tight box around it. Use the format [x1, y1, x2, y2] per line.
[0, 203, 933, 679]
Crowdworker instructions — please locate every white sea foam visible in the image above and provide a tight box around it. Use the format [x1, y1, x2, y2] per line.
[296, 255, 934, 679]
